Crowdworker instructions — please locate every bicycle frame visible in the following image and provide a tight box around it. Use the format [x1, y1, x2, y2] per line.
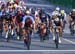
[6, 22, 12, 42]
[55, 27, 59, 48]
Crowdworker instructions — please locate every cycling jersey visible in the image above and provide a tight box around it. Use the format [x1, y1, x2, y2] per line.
[52, 17, 62, 26]
[60, 15, 64, 21]
[0, 11, 2, 18]
[22, 15, 35, 30]
[70, 14, 75, 20]
[40, 14, 47, 23]
[22, 15, 35, 24]
[16, 11, 23, 23]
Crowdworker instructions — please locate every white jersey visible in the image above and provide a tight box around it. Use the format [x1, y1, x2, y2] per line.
[52, 11, 60, 16]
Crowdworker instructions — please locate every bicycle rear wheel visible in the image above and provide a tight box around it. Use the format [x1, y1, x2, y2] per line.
[55, 34, 59, 48]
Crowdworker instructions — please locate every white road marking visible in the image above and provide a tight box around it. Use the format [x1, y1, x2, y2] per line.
[32, 37, 75, 45]
[0, 50, 75, 52]
[63, 38, 75, 44]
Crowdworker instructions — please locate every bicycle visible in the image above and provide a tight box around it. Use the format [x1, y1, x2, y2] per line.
[38, 23, 49, 42]
[0, 19, 3, 37]
[23, 27, 33, 50]
[6, 22, 12, 42]
[54, 27, 59, 48]
[70, 21, 75, 35]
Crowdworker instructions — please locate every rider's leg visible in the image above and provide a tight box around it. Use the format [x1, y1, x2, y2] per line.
[24, 29, 30, 50]
[74, 23, 75, 33]
[52, 27, 55, 40]
[11, 27, 14, 36]
[5, 31, 8, 39]
[70, 21, 75, 34]
[17, 24, 20, 40]
[62, 21, 65, 31]
[4, 23, 9, 39]
[59, 27, 63, 43]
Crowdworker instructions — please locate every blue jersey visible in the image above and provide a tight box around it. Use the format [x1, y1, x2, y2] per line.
[40, 14, 47, 23]
[22, 15, 35, 24]
[0, 12, 2, 17]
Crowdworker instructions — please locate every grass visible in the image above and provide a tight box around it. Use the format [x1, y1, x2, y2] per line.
[47, 0, 75, 8]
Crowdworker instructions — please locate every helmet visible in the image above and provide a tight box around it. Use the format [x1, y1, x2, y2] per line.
[22, 1, 25, 5]
[0, 1, 2, 4]
[19, 1, 25, 5]
[61, 10, 65, 14]
[10, 0, 14, 3]
[72, 9, 75, 12]
[14, 4, 18, 8]
[55, 7, 60, 11]
[35, 11, 38, 15]
[52, 11, 59, 16]
[26, 10, 31, 14]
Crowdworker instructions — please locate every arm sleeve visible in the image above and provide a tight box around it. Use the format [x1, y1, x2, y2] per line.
[30, 16, 35, 24]
[22, 16, 26, 24]
[0, 12, 2, 16]
[64, 13, 67, 20]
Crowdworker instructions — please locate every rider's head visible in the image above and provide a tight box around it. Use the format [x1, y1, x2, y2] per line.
[19, 1, 25, 6]
[71, 9, 75, 14]
[72, 9, 75, 12]
[41, 8, 45, 13]
[60, 10, 65, 14]
[55, 7, 60, 11]
[9, 0, 14, 4]
[26, 10, 31, 15]
[35, 11, 39, 17]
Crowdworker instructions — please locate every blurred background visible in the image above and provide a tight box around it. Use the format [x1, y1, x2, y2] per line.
[48, 0, 74, 8]
[1, 0, 74, 8]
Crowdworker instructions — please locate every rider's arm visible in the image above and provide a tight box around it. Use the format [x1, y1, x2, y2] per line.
[68, 14, 73, 22]
[0, 11, 2, 17]
[52, 19, 56, 28]
[22, 16, 26, 28]
[60, 18, 63, 27]
[46, 16, 49, 27]
[64, 13, 67, 20]
[30, 16, 35, 29]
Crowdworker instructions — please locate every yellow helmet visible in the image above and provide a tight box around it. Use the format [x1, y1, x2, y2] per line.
[10, 0, 14, 3]
[61, 10, 65, 14]
[14, 4, 17, 8]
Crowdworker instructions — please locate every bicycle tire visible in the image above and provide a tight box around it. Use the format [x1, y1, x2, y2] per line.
[6, 33, 11, 42]
[55, 33, 59, 49]
[55, 29, 59, 49]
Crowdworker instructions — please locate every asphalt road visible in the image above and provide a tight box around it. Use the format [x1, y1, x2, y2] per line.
[0, 30, 75, 50]
[0, 51, 75, 54]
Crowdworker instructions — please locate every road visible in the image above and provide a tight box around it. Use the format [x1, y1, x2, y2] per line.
[0, 26, 75, 50]
[0, 0, 75, 54]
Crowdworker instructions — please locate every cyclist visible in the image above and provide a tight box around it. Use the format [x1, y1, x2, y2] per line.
[16, 7, 23, 40]
[51, 7, 63, 43]
[0, 8, 3, 36]
[69, 9, 75, 35]
[60, 10, 67, 31]
[34, 10, 41, 33]
[22, 10, 35, 49]
[38, 8, 49, 41]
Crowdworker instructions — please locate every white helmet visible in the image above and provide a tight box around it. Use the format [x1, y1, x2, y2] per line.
[72, 9, 75, 12]
[0, 1, 2, 4]
[26, 10, 31, 14]
[52, 11, 59, 16]
[55, 7, 60, 11]
[35, 11, 38, 15]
